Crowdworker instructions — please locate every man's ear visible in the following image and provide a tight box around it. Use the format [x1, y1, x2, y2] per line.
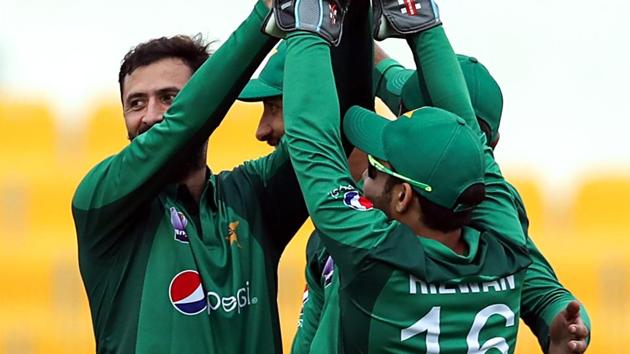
[394, 183, 415, 214]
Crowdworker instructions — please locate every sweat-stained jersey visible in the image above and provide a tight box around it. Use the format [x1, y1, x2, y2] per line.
[72, 3, 307, 353]
[282, 27, 531, 354]
[290, 58, 591, 353]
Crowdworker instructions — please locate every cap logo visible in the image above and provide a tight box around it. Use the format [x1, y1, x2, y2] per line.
[343, 191, 373, 211]
[401, 108, 420, 119]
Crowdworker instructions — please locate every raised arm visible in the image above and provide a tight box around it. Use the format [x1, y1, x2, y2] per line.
[73, 1, 277, 253]
[405, 26, 526, 247]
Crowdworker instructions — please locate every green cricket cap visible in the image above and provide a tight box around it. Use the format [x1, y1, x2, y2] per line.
[343, 106, 485, 211]
[238, 42, 287, 102]
[400, 55, 503, 145]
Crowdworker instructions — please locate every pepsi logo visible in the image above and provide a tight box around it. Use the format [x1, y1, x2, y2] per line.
[343, 191, 373, 211]
[169, 270, 207, 315]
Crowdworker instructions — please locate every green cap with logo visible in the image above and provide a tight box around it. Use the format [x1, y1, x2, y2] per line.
[238, 42, 287, 102]
[400, 55, 503, 145]
[343, 106, 485, 211]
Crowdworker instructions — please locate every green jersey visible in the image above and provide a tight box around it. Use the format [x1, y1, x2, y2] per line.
[372, 57, 592, 350]
[292, 47, 591, 354]
[283, 28, 531, 354]
[72, 3, 307, 353]
[294, 186, 592, 353]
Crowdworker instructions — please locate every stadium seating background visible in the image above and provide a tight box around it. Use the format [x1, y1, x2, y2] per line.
[0, 97, 628, 353]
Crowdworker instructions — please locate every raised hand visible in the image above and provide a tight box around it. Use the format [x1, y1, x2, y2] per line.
[549, 301, 590, 354]
[262, 0, 350, 46]
[373, 0, 441, 40]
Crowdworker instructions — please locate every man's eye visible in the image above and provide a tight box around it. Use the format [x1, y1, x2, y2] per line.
[162, 93, 177, 105]
[128, 99, 145, 111]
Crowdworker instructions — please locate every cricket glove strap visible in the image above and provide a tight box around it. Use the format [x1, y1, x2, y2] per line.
[373, 0, 441, 40]
[262, 0, 350, 46]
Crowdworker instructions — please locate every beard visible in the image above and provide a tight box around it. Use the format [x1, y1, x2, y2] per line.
[129, 128, 208, 183]
[170, 140, 208, 183]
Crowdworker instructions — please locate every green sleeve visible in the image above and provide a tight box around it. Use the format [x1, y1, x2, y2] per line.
[239, 140, 308, 255]
[508, 186, 592, 352]
[407, 27, 526, 247]
[283, 32, 397, 283]
[72, 0, 277, 255]
[291, 231, 326, 354]
[373, 58, 416, 115]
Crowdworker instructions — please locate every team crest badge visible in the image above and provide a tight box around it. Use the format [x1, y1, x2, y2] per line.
[343, 191, 373, 211]
[170, 207, 189, 243]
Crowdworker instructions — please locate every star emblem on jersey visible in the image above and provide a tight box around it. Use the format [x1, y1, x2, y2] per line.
[399, 0, 421, 15]
[329, 3, 338, 24]
[227, 221, 241, 247]
[343, 191, 374, 211]
[170, 207, 189, 243]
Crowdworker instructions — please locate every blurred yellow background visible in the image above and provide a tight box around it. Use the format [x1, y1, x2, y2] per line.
[0, 97, 628, 353]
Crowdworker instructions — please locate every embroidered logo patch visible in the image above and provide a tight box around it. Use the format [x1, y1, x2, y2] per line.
[227, 221, 241, 248]
[170, 207, 189, 243]
[343, 191, 373, 211]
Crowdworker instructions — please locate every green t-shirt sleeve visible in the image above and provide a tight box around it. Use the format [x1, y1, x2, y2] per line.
[507, 186, 592, 351]
[407, 26, 526, 247]
[283, 33, 398, 284]
[239, 140, 308, 254]
[373, 59, 412, 115]
[72, 0, 276, 256]
[291, 231, 326, 354]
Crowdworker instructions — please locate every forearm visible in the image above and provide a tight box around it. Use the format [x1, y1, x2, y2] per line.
[373, 58, 411, 115]
[284, 31, 394, 274]
[521, 241, 592, 352]
[406, 25, 525, 245]
[407, 26, 478, 131]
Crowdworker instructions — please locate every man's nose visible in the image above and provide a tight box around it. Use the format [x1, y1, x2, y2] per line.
[143, 99, 165, 126]
[255, 118, 273, 142]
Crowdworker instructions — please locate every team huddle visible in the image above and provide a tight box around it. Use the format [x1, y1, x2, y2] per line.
[72, 0, 591, 353]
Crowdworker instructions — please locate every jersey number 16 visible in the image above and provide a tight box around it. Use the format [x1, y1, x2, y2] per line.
[401, 304, 515, 354]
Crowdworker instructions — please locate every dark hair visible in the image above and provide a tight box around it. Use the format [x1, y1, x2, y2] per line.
[384, 176, 485, 232]
[118, 34, 211, 97]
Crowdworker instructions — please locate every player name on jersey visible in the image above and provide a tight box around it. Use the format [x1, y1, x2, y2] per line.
[409, 274, 516, 295]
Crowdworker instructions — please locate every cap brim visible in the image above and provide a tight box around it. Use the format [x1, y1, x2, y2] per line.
[343, 106, 390, 161]
[238, 79, 282, 102]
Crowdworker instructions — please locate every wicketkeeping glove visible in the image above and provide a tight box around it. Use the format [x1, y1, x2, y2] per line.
[262, 0, 350, 46]
[373, 0, 441, 41]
